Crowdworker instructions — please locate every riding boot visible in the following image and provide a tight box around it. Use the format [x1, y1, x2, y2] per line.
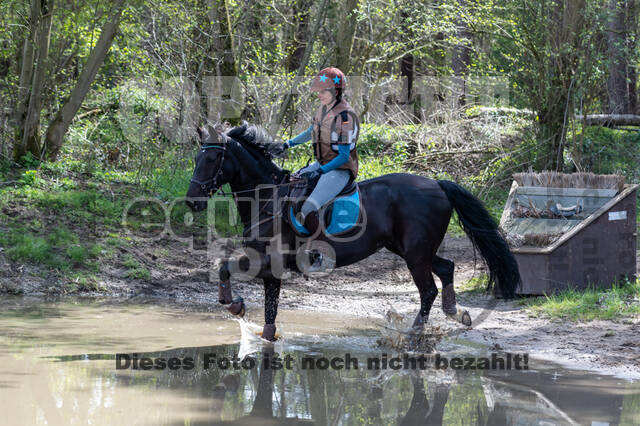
[303, 210, 320, 235]
[303, 211, 332, 273]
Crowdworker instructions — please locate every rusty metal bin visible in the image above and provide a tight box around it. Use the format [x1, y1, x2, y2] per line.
[500, 182, 638, 295]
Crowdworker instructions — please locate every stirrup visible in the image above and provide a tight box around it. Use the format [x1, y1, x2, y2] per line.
[306, 250, 335, 274]
[307, 252, 325, 273]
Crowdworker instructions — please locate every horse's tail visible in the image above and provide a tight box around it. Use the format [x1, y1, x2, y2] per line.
[437, 180, 520, 298]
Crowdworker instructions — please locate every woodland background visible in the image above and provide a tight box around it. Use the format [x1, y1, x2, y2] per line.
[0, 0, 639, 293]
[1, 0, 639, 176]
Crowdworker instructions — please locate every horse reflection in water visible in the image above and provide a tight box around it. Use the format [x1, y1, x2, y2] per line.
[201, 356, 558, 426]
[196, 347, 314, 426]
[198, 347, 455, 426]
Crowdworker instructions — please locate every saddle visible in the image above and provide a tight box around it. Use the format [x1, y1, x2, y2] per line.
[284, 174, 362, 237]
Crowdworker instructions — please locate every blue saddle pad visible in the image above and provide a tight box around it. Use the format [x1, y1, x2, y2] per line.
[289, 189, 361, 236]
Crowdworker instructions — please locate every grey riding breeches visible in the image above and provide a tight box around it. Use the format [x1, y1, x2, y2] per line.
[298, 161, 351, 220]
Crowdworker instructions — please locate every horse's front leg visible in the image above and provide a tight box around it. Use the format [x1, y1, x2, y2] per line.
[261, 277, 281, 341]
[219, 253, 282, 341]
[218, 260, 245, 316]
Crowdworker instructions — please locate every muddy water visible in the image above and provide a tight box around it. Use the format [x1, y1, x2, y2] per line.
[0, 298, 638, 425]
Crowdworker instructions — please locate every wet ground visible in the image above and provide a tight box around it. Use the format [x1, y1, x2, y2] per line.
[4, 233, 639, 379]
[0, 298, 638, 425]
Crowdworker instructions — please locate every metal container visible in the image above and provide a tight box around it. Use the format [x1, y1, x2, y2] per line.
[500, 183, 638, 295]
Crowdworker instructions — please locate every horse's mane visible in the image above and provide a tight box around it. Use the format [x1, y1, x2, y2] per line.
[225, 122, 284, 173]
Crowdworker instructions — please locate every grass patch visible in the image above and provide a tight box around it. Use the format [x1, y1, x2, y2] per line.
[5, 234, 52, 263]
[47, 227, 79, 246]
[457, 274, 489, 294]
[66, 274, 104, 292]
[66, 245, 88, 264]
[123, 254, 151, 280]
[0, 222, 104, 273]
[519, 279, 640, 321]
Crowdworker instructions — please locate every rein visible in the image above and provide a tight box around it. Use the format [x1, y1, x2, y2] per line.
[191, 135, 308, 241]
[192, 142, 300, 197]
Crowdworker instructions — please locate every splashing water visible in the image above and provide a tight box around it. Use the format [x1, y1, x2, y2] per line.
[236, 318, 284, 360]
[376, 309, 444, 352]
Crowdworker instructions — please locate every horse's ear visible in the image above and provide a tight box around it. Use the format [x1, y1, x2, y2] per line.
[197, 125, 210, 145]
[206, 124, 221, 143]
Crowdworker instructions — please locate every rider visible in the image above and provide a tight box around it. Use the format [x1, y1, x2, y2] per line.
[270, 67, 359, 272]
[271, 67, 359, 231]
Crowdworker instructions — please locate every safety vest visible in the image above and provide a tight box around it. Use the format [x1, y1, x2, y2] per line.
[311, 100, 359, 179]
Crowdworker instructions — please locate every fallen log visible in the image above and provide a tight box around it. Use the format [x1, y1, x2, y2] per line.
[576, 114, 640, 127]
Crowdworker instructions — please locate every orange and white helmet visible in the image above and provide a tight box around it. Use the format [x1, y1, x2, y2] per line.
[310, 67, 346, 92]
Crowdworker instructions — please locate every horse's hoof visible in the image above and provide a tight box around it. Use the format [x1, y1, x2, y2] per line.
[226, 300, 244, 316]
[261, 324, 277, 341]
[446, 309, 472, 327]
[442, 305, 458, 316]
[412, 313, 428, 328]
[461, 310, 472, 327]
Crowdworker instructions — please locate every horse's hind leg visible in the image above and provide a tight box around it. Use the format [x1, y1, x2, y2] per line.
[407, 259, 438, 329]
[433, 256, 455, 314]
[433, 255, 471, 326]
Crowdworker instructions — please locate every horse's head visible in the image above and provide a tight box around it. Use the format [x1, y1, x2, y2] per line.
[186, 124, 231, 212]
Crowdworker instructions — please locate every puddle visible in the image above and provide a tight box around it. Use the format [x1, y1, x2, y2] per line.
[0, 298, 638, 425]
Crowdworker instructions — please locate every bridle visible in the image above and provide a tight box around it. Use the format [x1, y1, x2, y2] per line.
[190, 139, 298, 198]
[189, 143, 226, 195]
[189, 137, 305, 239]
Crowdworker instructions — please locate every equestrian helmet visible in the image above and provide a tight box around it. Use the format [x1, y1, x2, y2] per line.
[310, 67, 346, 92]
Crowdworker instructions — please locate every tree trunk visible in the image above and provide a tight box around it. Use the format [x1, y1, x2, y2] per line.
[206, 0, 239, 123]
[272, 0, 331, 132]
[287, 0, 313, 73]
[538, 110, 566, 170]
[335, 0, 359, 73]
[626, 0, 637, 113]
[541, 0, 573, 171]
[193, 0, 214, 119]
[607, 0, 631, 114]
[45, 0, 125, 161]
[209, 0, 237, 77]
[576, 113, 640, 126]
[397, 9, 416, 122]
[13, 0, 39, 161]
[21, 0, 55, 159]
[400, 54, 414, 104]
[452, 0, 472, 106]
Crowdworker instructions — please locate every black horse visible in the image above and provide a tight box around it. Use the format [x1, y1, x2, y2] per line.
[186, 123, 520, 341]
